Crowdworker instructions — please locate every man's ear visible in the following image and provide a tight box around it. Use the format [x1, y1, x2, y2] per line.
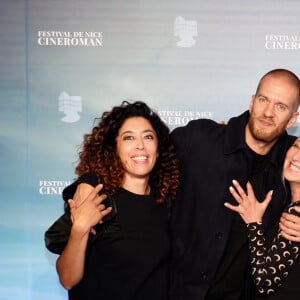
[286, 111, 299, 129]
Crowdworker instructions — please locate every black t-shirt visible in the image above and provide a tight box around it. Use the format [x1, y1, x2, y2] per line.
[69, 187, 170, 300]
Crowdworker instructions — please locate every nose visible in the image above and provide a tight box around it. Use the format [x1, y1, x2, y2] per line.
[135, 138, 144, 150]
[263, 103, 275, 117]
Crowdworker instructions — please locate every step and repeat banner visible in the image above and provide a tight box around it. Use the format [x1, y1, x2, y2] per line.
[1, 0, 300, 299]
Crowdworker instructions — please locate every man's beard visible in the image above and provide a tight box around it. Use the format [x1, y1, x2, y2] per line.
[248, 115, 285, 143]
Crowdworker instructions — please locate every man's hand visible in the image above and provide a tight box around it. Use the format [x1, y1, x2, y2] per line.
[280, 206, 300, 242]
[69, 184, 112, 235]
[73, 183, 95, 207]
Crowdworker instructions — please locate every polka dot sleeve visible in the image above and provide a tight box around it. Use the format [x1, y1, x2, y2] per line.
[247, 201, 300, 295]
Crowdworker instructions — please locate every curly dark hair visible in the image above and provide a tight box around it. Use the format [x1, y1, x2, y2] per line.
[75, 101, 180, 203]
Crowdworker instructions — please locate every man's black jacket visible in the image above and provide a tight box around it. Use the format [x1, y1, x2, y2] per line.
[169, 111, 296, 300]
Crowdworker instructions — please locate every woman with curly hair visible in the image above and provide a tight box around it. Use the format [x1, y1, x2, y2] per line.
[45, 101, 180, 300]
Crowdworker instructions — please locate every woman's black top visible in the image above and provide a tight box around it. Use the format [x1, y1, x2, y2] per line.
[70, 187, 170, 300]
[45, 174, 170, 300]
[247, 201, 300, 299]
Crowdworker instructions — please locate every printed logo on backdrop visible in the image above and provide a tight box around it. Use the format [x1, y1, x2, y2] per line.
[59, 91, 82, 123]
[174, 16, 197, 47]
[37, 31, 103, 46]
[39, 180, 72, 195]
[265, 34, 300, 50]
[158, 109, 213, 129]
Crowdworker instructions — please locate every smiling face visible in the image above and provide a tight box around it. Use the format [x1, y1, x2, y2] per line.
[116, 117, 158, 184]
[283, 138, 300, 185]
[246, 74, 299, 152]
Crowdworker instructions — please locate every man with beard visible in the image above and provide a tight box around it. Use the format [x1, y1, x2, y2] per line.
[169, 69, 300, 300]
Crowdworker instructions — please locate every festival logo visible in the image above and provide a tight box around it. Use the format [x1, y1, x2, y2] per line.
[265, 34, 300, 50]
[39, 180, 72, 195]
[158, 109, 213, 129]
[174, 16, 197, 48]
[58, 91, 82, 123]
[37, 31, 103, 47]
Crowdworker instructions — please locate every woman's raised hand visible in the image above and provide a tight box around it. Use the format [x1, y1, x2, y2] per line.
[224, 180, 273, 224]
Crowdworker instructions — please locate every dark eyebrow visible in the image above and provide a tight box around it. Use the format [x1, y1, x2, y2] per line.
[121, 129, 155, 135]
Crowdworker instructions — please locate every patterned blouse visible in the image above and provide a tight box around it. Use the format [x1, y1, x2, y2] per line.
[247, 201, 300, 295]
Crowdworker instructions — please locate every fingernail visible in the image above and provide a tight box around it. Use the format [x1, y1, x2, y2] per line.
[232, 179, 237, 185]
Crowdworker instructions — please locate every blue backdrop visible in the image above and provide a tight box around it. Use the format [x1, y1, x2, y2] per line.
[1, 0, 300, 299]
